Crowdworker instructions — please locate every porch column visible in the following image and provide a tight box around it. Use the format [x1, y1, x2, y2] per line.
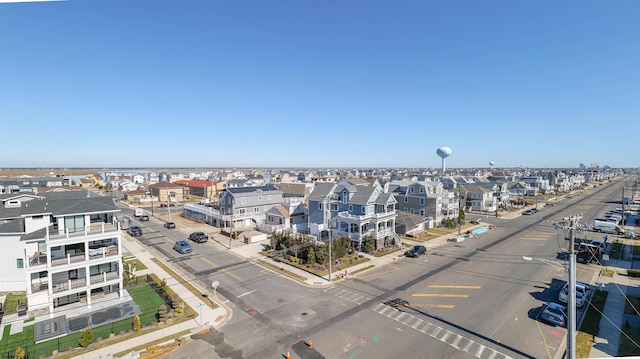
[86, 288, 92, 308]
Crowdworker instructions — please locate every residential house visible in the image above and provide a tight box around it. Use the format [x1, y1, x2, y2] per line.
[149, 181, 185, 204]
[387, 180, 458, 225]
[217, 185, 284, 229]
[458, 184, 498, 213]
[308, 182, 400, 250]
[0, 176, 67, 194]
[173, 180, 216, 200]
[0, 190, 123, 317]
[395, 211, 432, 237]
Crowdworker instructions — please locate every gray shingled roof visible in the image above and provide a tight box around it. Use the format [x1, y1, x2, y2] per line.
[308, 183, 336, 202]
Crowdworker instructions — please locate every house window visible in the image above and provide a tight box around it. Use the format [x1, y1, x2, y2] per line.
[404, 207, 408, 212]
[254, 207, 260, 213]
[349, 205, 353, 211]
[419, 187, 424, 193]
[319, 203, 322, 210]
[268, 216, 273, 222]
[65, 215, 85, 233]
[38, 241, 46, 253]
[410, 208, 414, 214]
[331, 203, 338, 211]
[268, 195, 272, 200]
[258, 196, 262, 201]
[420, 210, 425, 216]
[362, 206, 366, 214]
[17, 258, 23, 269]
[420, 198, 425, 205]
[264, 206, 268, 210]
[404, 197, 408, 203]
[241, 197, 246, 204]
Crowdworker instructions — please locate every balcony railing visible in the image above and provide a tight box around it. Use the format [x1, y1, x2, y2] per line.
[48, 222, 119, 241]
[90, 271, 119, 284]
[336, 209, 396, 222]
[31, 281, 49, 293]
[88, 245, 119, 259]
[28, 253, 48, 267]
[52, 278, 87, 293]
[51, 253, 86, 267]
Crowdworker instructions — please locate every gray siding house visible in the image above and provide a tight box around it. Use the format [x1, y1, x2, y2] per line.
[218, 185, 284, 229]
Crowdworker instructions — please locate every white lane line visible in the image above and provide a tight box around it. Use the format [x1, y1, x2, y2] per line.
[237, 289, 257, 298]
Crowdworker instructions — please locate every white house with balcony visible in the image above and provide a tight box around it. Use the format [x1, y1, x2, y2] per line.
[308, 182, 401, 250]
[0, 190, 123, 317]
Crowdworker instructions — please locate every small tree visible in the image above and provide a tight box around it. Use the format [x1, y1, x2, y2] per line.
[14, 347, 25, 359]
[363, 236, 376, 253]
[79, 328, 94, 347]
[133, 314, 141, 331]
[307, 247, 316, 265]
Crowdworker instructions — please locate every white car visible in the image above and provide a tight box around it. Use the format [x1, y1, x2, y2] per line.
[558, 282, 591, 308]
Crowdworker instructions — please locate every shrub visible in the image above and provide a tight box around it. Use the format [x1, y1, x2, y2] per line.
[133, 314, 141, 331]
[628, 269, 640, 278]
[158, 304, 168, 322]
[79, 328, 94, 348]
[14, 347, 25, 359]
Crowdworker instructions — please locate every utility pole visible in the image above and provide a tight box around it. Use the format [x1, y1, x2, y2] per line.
[325, 196, 332, 282]
[554, 213, 583, 359]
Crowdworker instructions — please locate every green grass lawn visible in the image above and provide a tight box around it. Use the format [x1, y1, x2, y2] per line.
[0, 293, 27, 315]
[127, 284, 166, 314]
[0, 322, 34, 354]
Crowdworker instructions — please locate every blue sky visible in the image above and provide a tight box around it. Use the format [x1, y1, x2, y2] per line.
[1, 0, 638, 169]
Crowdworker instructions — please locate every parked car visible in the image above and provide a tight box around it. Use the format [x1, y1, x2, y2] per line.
[558, 282, 591, 307]
[160, 203, 176, 207]
[531, 208, 539, 213]
[138, 214, 149, 221]
[405, 245, 427, 258]
[127, 225, 142, 236]
[523, 209, 536, 215]
[164, 221, 176, 229]
[540, 302, 567, 327]
[189, 231, 208, 243]
[173, 240, 193, 254]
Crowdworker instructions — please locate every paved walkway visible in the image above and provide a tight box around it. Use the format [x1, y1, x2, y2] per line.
[589, 238, 640, 358]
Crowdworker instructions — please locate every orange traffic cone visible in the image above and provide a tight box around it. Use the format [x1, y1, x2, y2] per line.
[285, 352, 291, 359]
[309, 339, 313, 349]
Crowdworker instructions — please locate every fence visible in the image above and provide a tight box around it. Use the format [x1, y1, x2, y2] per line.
[0, 311, 158, 359]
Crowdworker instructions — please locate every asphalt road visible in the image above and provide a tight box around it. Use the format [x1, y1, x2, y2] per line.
[127, 178, 631, 359]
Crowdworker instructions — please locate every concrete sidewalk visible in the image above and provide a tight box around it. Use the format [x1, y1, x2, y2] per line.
[589, 239, 640, 358]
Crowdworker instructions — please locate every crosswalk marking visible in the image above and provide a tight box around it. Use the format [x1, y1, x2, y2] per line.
[371, 302, 514, 359]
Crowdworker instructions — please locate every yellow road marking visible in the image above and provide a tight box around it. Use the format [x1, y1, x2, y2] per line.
[409, 304, 456, 309]
[428, 285, 481, 289]
[536, 318, 554, 359]
[412, 294, 469, 298]
[200, 257, 244, 282]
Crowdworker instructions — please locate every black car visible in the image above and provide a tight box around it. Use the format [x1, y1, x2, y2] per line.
[188, 231, 208, 243]
[405, 245, 427, 258]
[127, 225, 142, 236]
[164, 221, 176, 229]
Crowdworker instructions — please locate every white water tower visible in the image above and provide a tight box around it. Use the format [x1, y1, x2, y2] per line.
[436, 146, 452, 174]
[489, 161, 495, 170]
